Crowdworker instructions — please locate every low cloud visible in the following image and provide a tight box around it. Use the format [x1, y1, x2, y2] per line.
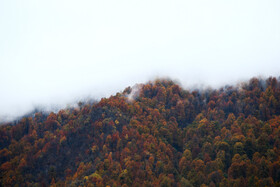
[125, 84, 143, 103]
[0, 0, 279, 122]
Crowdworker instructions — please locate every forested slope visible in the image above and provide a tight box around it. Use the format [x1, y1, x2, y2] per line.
[1, 77, 280, 186]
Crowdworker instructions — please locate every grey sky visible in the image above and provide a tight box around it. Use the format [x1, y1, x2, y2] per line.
[0, 0, 280, 121]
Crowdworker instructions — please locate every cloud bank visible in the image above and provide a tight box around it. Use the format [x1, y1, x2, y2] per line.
[0, 0, 280, 122]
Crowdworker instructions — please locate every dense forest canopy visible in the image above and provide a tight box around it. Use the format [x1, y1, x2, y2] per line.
[1, 76, 280, 186]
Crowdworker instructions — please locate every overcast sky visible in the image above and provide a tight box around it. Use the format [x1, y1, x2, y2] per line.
[0, 0, 280, 121]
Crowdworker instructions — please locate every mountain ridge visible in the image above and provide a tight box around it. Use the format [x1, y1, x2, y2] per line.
[1, 76, 280, 186]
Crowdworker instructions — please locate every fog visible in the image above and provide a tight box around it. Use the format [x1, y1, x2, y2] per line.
[0, 0, 280, 122]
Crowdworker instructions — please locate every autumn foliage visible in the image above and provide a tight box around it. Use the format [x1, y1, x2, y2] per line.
[1, 76, 280, 186]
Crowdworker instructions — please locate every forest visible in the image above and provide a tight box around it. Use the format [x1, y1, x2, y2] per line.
[1, 76, 280, 186]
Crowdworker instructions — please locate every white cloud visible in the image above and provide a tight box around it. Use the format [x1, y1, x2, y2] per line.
[0, 0, 279, 121]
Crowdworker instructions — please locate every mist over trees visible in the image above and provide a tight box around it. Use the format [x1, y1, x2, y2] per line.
[1, 76, 280, 186]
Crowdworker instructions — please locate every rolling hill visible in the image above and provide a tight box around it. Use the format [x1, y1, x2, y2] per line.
[1, 76, 280, 186]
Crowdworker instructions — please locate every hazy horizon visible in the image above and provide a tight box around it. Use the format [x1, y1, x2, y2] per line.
[1, 0, 280, 122]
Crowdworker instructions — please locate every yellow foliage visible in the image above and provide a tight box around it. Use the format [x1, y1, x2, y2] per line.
[89, 172, 102, 180]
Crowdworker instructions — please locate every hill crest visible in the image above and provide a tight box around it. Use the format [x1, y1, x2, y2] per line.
[1, 76, 280, 186]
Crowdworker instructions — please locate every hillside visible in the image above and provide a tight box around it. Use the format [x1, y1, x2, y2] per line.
[1, 76, 280, 186]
